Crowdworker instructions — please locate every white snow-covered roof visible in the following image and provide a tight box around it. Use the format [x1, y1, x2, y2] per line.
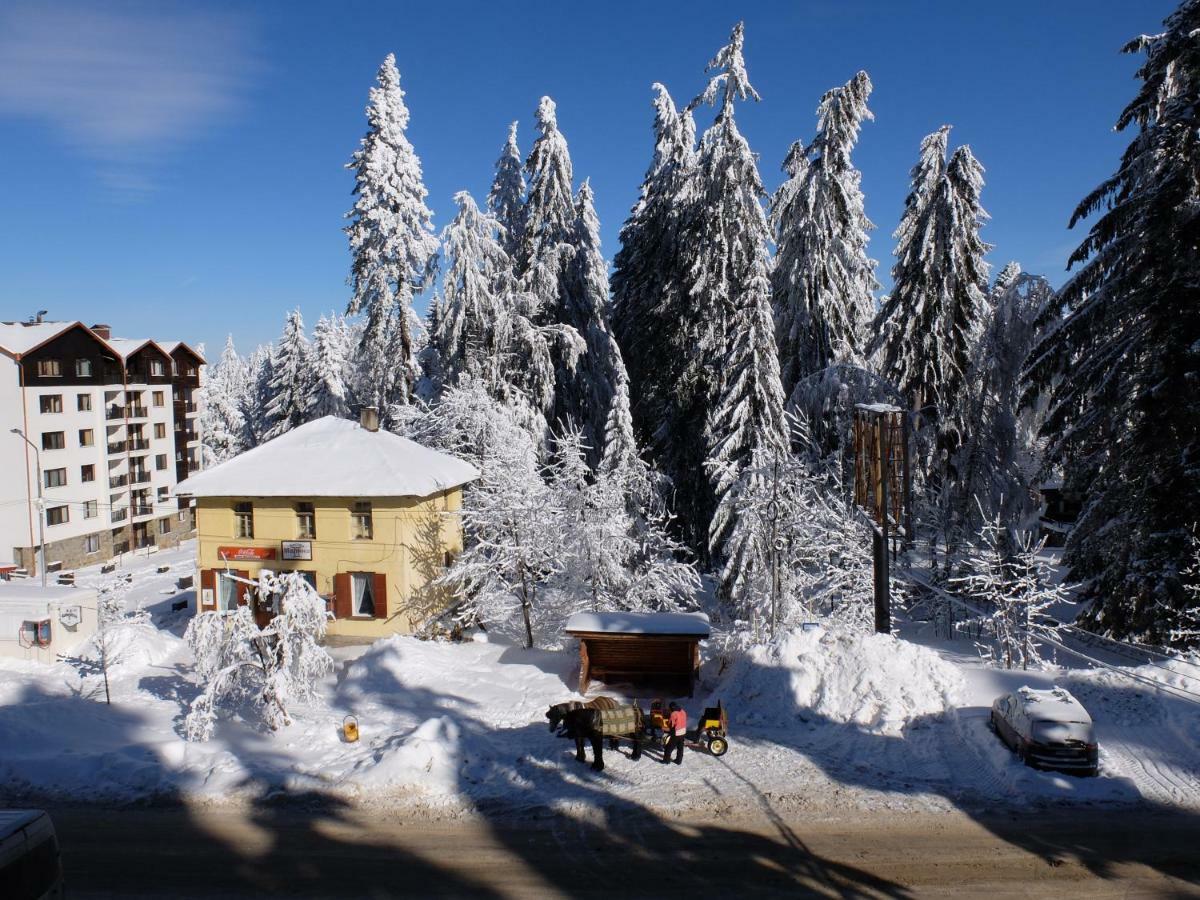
[1015, 686, 1092, 724]
[176, 416, 479, 499]
[0, 321, 92, 357]
[856, 402, 902, 414]
[0, 583, 96, 619]
[107, 338, 170, 361]
[564, 611, 711, 637]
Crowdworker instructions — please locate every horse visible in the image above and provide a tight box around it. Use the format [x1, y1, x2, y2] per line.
[546, 698, 643, 771]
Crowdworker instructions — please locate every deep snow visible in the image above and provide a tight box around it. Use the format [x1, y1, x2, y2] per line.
[1, 540, 1199, 821]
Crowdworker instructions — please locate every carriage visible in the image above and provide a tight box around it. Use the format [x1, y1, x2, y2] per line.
[646, 698, 730, 757]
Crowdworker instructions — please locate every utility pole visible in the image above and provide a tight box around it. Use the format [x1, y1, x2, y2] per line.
[11, 428, 47, 587]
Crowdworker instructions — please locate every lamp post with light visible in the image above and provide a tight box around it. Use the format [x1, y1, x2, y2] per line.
[11, 427, 47, 587]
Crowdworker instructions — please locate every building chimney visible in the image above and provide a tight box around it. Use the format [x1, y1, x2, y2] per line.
[360, 406, 380, 433]
[91, 324, 111, 340]
[35, 310, 47, 324]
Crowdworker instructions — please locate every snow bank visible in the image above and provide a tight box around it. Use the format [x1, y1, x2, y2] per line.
[720, 627, 964, 734]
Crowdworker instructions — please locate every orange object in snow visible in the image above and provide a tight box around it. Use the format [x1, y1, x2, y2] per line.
[343, 715, 360, 743]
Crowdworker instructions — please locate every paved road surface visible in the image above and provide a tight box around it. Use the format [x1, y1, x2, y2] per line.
[40, 803, 1200, 898]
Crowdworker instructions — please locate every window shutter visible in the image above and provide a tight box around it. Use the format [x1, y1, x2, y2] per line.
[235, 570, 251, 606]
[333, 573, 351, 619]
[199, 569, 215, 610]
[373, 573, 388, 620]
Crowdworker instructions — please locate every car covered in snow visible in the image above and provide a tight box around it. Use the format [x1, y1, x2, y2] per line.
[990, 686, 1098, 776]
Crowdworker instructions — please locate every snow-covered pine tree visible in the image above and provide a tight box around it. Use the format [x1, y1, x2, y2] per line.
[263, 310, 313, 441]
[344, 54, 439, 413]
[1022, 0, 1200, 647]
[487, 121, 526, 258]
[772, 70, 878, 403]
[872, 130, 991, 443]
[310, 313, 351, 420]
[561, 179, 636, 467]
[680, 22, 790, 569]
[427, 191, 512, 396]
[514, 97, 576, 290]
[198, 335, 247, 465]
[953, 266, 1056, 536]
[611, 84, 698, 454]
[240, 344, 275, 450]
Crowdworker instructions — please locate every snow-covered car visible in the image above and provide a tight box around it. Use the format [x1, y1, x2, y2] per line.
[990, 686, 1098, 776]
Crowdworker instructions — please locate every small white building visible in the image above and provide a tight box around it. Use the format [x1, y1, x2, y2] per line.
[0, 583, 98, 663]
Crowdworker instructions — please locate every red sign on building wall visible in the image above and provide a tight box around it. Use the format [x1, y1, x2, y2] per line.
[217, 546, 276, 561]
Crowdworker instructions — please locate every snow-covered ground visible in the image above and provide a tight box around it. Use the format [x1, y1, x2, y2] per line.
[2, 540, 1199, 821]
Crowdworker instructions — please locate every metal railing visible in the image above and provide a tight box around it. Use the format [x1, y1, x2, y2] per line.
[111, 509, 128, 523]
[130, 471, 151, 484]
[109, 474, 127, 488]
[127, 406, 149, 418]
[128, 439, 150, 451]
[105, 406, 125, 420]
[107, 441, 126, 454]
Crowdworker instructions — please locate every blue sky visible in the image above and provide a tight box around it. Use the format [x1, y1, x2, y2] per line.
[0, 0, 1178, 357]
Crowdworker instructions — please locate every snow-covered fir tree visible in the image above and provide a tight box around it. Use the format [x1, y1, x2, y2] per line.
[344, 53, 439, 412]
[611, 84, 698, 455]
[240, 344, 275, 450]
[198, 335, 247, 465]
[680, 22, 790, 567]
[872, 128, 991, 447]
[561, 179, 636, 467]
[952, 266, 1056, 536]
[487, 121, 526, 258]
[309, 313, 352, 420]
[263, 309, 313, 441]
[772, 70, 878, 402]
[514, 96, 576, 289]
[1023, 0, 1200, 647]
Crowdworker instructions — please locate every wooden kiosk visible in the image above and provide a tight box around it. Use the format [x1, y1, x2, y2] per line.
[564, 611, 711, 697]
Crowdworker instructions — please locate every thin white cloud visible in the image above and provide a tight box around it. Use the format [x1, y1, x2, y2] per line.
[0, 2, 258, 194]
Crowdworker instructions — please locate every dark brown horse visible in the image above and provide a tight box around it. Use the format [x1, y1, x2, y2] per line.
[546, 698, 643, 771]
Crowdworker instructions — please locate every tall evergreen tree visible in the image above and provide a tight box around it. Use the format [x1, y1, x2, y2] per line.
[241, 344, 275, 450]
[427, 191, 512, 395]
[264, 310, 313, 440]
[680, 22, 789, 567]
[611, 84, 698, 455]
[487, 121, 526, 258]
[344, 54, 438, 413]
[310, 313, 351, 420]
[1023, 0, 1200, 646]
[872, 129, 991, 448]
[515, 96, 576, 293]
[198, 335, 247, 465]
[562, 179, 635, 466]
[772, 71, 878, 403]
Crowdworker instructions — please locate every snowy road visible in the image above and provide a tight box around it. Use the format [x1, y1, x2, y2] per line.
[43, 804, 1200, 898]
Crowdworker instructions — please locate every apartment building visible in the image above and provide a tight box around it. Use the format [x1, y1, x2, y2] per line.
[0, 319, 205, 575]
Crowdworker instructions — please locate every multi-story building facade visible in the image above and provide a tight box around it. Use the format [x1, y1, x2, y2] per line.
[0, 319, 205, 574]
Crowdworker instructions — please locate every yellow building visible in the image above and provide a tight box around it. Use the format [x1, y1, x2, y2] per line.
[176, 410, 478, 638]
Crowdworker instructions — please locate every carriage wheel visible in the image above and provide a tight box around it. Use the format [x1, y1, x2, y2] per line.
[708, 736, 729, 757]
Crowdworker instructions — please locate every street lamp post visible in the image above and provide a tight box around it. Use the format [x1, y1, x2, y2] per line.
[11, 428, 47, 587]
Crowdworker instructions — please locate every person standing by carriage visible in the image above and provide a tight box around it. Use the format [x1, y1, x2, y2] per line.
[661, 702, 687, 766]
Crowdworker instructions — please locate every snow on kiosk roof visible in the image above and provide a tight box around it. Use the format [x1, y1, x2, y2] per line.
[564, 611, 711, 637]
[176, 416, 479, 499]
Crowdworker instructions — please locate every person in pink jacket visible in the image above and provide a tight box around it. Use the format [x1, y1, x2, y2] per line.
[662, 702, 687, 765]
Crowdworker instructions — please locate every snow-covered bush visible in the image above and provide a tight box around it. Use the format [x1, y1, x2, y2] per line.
[951, 513, 1067, 669]
[183, 572, 333, 741]
[83, 574, 154, 704]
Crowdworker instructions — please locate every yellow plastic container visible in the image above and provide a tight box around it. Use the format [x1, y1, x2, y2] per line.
[343, 714, 360, 743]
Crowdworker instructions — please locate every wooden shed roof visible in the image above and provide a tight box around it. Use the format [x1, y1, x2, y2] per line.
[564, 611, 710, 638]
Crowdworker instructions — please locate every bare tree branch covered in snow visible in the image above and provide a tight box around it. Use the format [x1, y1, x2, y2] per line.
[184, 572, 333, 741]
[951, 513, 1068, 670]
[81, 574, 153, 705]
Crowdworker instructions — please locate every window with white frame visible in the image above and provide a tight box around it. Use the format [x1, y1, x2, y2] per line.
[234, 502, 253, 538]
[84, 500, 98, 519]
[77, 393, 92, 411]
[44, 468, 67, 488]
[296, 502, 316, 539]
[216, 572, 238, 611]
[150, 360, 165, 377]
[84, 534, 100, 553]
[351, 573, 375, 617]
[37, 359, 61, 377]
[46, 505, 68, 526]
[76, 358, 93, 377]
[39, 395, 62, 414]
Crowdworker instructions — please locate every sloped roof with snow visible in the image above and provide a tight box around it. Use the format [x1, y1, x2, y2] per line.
[176, 416, 479, 499]
[0, 321, 101, 357]
[564, 611, 711, 637]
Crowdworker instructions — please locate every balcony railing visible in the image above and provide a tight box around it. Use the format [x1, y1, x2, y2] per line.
[130, 471, 151, 484]
[180, 431, 198, 442]
[131, 504, 153, 519]
[107, 441, 126, 455]
[109, 474, 127, 489]
[105, 406, 125, 420]
[111, 509, 128, 523]
[128, 439, 150, 451]
[127, 406, 148, 419]
[174, 401, 199, 413]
